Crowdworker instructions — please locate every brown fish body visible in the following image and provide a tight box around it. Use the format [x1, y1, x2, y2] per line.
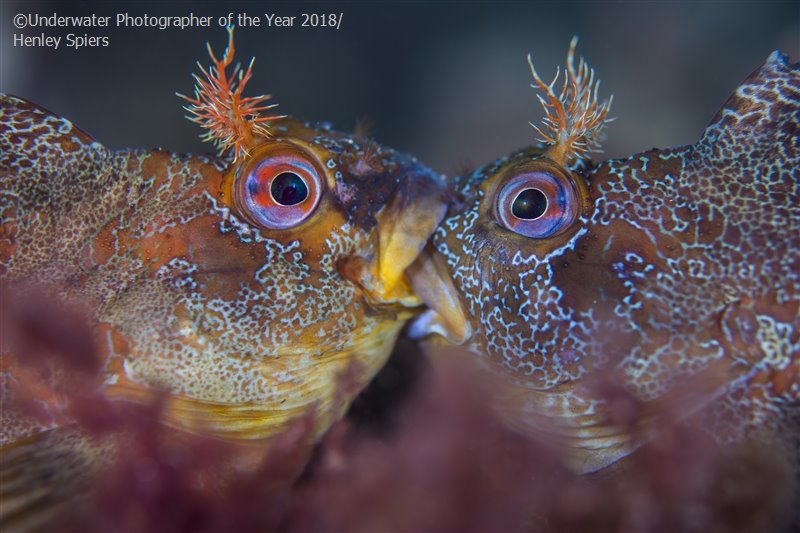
[0, 97, 447, 441]
[0, 31, 448, 528]
[413, 50, 799, 473]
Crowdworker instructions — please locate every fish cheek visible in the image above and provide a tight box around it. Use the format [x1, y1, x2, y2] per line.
[549, 222, 670, 358]
[550, 232, 627, 319]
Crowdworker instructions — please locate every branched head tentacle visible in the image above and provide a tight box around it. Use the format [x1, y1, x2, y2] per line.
[177, 25, 286, 161]
[528, 36, 613, 166]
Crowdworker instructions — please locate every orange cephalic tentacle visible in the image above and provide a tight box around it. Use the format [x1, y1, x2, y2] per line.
[178, 26, 286, 161]
[528, 36, 613, 166]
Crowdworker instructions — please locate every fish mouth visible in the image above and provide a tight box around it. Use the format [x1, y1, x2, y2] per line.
[339, 165, 452, 311]
[405, 245, 472, 344]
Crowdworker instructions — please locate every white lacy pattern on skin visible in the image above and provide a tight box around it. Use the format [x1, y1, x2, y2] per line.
[0, 94, 437, 443]
[429, 51, 799, 470]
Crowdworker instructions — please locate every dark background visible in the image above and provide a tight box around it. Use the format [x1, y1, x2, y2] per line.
[2, 0, 798, 175]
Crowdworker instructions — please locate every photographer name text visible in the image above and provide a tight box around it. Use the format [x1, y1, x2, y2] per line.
[11, 12, 344, 50]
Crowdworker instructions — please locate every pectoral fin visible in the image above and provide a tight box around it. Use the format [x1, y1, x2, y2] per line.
[0, 427, 108, 532]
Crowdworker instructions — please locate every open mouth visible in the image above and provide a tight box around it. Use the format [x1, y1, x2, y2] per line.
[405, 245, 472, 344]
[338, 165, 457, 313]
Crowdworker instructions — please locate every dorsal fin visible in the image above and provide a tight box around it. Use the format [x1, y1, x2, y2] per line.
[699, 51, 800, 151]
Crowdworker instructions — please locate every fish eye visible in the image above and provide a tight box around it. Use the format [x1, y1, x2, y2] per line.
[495, 169, 579, 238]
[235, 147, 324, 229]
[270, 172, 309, 206]
[511, 188, 548, 219]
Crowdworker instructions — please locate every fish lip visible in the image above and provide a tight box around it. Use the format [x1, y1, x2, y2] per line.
[339, 164, 450, 309]
[406, 244, 472, 345]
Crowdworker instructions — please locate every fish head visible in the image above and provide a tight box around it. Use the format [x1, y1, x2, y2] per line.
[0, 29, 448, 443]
[410, 44, 800, 471]
[96, 119, 447, 440]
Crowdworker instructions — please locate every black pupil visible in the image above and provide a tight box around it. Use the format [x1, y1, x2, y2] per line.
[511, 188, 548, 220]
[270, 172, 309, 206]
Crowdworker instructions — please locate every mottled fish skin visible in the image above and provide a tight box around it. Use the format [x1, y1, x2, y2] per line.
[0, 94, 447, 446]
[417, 51, 799, 473]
